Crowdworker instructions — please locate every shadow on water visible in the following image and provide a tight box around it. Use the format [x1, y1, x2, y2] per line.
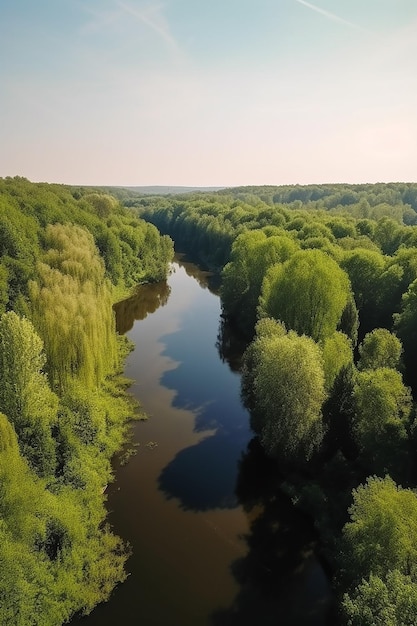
[158, 433, 246, 510]
[158, 308, 335, 624]
[77, 257, 334, 625]
[211, 439, 334, 626]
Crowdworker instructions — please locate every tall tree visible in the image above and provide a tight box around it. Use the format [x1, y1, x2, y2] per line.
[342, 476, 417, 583]
[29, 224, 118, 392]
[358, 328, 403, 371]
[259, 249, 351, 342]
[394, 278, 417, 389]
[0, 312, 57, 476]
[248, 327, 326, 463]
[353, 368, 411, 479]
[222, 230, 298, 333]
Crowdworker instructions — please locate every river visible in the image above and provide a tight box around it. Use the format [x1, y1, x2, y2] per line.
[75, 254, 332, 626]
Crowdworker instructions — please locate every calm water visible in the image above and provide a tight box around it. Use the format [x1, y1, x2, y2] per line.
[75, 255, 332, 626]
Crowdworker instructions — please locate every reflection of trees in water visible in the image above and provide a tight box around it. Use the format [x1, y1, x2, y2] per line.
[216, 314, 249, 373]
[175, 253, 221, 292]
[113, 281, 171, 335]
[211, 439, 335, 626]
[158, 431, 333, 622]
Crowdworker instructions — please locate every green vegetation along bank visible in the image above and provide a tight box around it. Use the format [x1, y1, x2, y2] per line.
[0, 177, 173, 625]
[135, 182, 417, 625]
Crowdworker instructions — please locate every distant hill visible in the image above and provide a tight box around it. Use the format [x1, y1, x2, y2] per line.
[123, 185, 225, 195]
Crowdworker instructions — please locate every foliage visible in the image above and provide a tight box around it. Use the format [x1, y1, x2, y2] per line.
[29, 224, 118, 392]
[129, 181, 417, 624]
[395, 278, 417, 388]
[358, 328, 403, 371]
[353, 368, 411, 478]
[245, 322, 325, 463]
[343, 570, 417, 626]
[259, 249, 351, 342]
[0, 312, 58, 476]
[221, 231, 298, 333]
[321, 331, 353, 391]
[0, 177, 173, 624]
[342, 476, 417, 583]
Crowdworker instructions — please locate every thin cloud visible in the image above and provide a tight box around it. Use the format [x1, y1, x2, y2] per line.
[294, 0, 370, 33]
[116, 0, 180, 51]
[78, 5, 122, 34]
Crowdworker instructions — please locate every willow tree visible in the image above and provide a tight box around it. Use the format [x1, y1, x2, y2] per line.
[259, 249, 351, 342]
[29, 224, 118, 392]
[246, 325, 326, 464]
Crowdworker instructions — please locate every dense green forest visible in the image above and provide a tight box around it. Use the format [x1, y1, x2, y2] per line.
[135, 182, 417, 625]
[0, 177, 173, 625]
[4, 178, 417, 624]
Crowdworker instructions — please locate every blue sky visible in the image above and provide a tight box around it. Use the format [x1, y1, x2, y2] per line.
[1, 0, 416, 186]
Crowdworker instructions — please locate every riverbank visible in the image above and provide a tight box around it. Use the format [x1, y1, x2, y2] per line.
[75, 255, 333, 626]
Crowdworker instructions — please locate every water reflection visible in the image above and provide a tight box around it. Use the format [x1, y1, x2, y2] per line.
[155, 282, 334, 622]
[76, 257, 333, 626]
[211, 439, 334, 625]
[216, 314, 249, 373]
[157, 297, 251, 511]
[176, 254, 221, 292]
[113, 280, 171, 334]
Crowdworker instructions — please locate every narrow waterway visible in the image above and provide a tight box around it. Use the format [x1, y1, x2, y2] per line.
[76, 254, 332, 626]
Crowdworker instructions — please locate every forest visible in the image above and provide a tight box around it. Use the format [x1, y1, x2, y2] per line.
[0, 177, 173, 625]
[3, 177, 417, 624]
[134, 181, 417, 625]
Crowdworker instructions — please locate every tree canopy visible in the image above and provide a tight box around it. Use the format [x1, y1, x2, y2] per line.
[245, 322, 325, 463]
[259, 249, 351, 342]
[0, 177, 174, 624]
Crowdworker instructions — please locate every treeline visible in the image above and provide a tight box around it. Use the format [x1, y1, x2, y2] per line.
[134, 182, 417, 273]
[135, 184, 417, 624]
[218, 182, 417, 215]
[0, 177, 173, 625]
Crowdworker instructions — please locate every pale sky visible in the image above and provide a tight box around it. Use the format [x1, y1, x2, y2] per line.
[1, 0, 416, 186]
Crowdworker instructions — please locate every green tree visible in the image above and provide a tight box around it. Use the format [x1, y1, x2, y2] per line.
[249, 328, 326, 463]
[0, 264, 8, 314]
[353, 368, 411, 478]
[0, 312, 57, 476]
[321, 331, 353, 391]
[340, 249, 385, 331]
[222, 230, 298, 333]
[259, 249, 351, 342]
[358, 328, 403, 371]
[322, 364, 357, 459]
[394, 278, 417, 387]
[374, 216, 404, 255]
[29, 224, 118, 392]
[337, 295, 359, 346]
[342, 476, 417, 583]
[343, 570, 417, 626]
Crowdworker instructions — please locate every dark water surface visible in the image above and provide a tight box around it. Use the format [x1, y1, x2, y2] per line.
[75, 255, 332, 626]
